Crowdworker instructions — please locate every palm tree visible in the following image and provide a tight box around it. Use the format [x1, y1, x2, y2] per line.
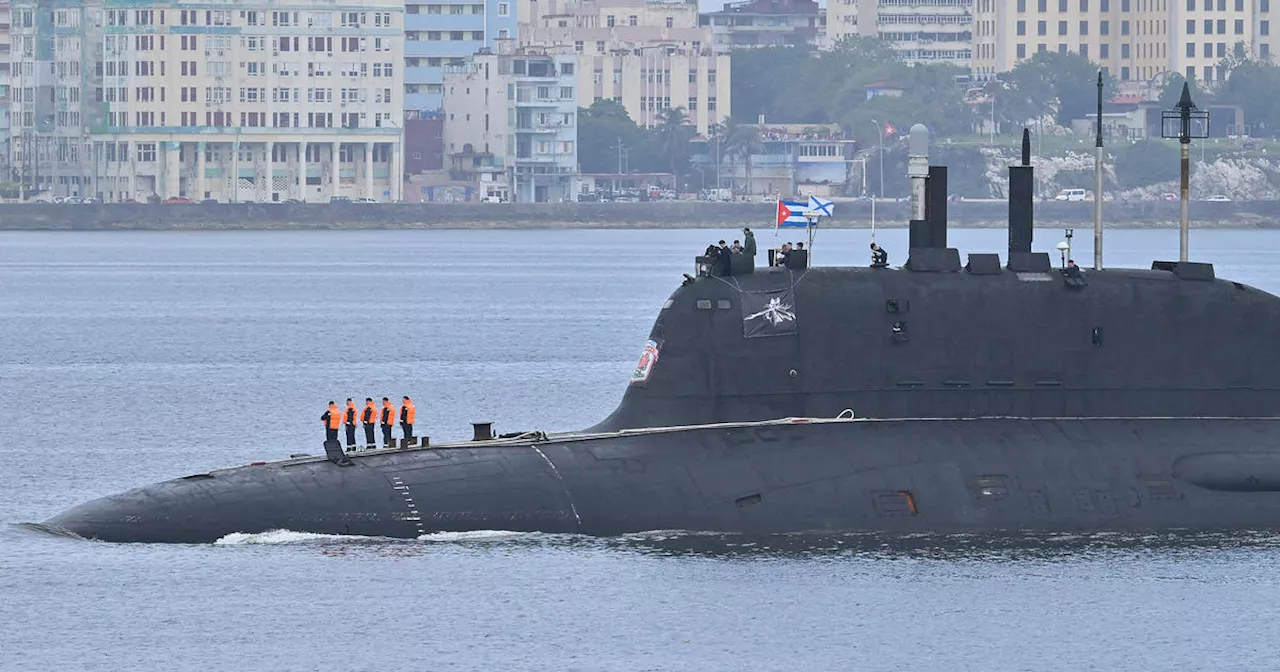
[721, 117, 762, 195]
[653, 106, 694, 186]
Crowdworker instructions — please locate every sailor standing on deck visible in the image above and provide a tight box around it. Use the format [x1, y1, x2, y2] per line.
[380, 397, 396, 447]
[361, 398, 378, 449]
[322, 401, 341, 442]
[743, 228, 756, 259]
[400, 396, 416, 441]
[344, 398, 358, 451]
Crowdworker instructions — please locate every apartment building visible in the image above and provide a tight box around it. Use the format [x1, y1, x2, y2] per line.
[826, 0, 973, 67]
[442, 44, 578, 201]
[403, 0, 517, 115]
[698, 0, 825, 51]
[8, 0, 404, 202]
[0, 0, 12, 182]
[519, 0, 730, 134]
[972, 0, 1275, 86]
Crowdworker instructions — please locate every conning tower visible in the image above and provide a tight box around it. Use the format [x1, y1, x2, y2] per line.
[593, 129, 1280, 431]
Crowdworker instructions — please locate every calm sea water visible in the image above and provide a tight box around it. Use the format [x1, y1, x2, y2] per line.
[5, 227, 1280, 672]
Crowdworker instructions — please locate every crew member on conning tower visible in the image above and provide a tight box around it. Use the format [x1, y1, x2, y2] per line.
[322, 401, 341, 442]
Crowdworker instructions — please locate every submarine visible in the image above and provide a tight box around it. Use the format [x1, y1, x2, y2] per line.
[43, 126, 1280, 543]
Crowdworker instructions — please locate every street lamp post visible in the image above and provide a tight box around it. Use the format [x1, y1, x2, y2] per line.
[1161, 82, 1209, 262]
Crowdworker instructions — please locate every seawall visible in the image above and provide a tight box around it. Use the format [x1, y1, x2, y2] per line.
[2, 200, 1280, 231]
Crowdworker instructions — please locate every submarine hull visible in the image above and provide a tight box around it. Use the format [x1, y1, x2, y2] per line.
[44, 417, 1280, 543]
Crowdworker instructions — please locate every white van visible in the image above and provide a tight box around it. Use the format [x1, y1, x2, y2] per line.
[1055, 188, 1087, 202]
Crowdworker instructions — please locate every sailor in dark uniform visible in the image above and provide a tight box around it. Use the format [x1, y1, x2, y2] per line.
[871, 242, 889, 267]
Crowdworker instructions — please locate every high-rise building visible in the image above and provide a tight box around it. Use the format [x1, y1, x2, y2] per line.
[402, 0, 517, 116]
[698, 0, 826, 51]
[442, 43, 578, 201]
[519, 0, 730, 134]
[8, 0, 405, 202]
[0, 0, 12, 184]
[826, 0, 973, 67]
[972, 0, 1276, 86]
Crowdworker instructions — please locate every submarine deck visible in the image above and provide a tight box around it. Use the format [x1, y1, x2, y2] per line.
[207, 414, 1280, 477]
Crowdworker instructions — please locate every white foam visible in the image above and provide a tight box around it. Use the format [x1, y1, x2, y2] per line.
[213, 529, 380, 545]
[416, 530, 545, 542]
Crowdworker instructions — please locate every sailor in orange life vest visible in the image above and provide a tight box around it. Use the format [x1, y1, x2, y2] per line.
[361, 398, 378, 449]
[400, 396, 416, 440]
[343, 398, 358, 450]
[321, 401, 341, 442]
[380, 397, 396, 447]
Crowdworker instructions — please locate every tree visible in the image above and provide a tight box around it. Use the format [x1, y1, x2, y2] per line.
[1218, 58, 1280, 136]
[1002, 51, 1117, 126]
[729, 46, 817, 122]
[576, 100, 647, 174]
[1113, 139, 1179, 188]
[652, 106, 695, 181]
[1157, 73, 1207, 110]
[718, 116, 762, 193]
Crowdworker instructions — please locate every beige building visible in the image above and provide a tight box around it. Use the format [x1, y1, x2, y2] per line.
[8, 0, 405, 202]
[518, 0, 730, 134]
[827, 0, 974, 67]
[972, 0, 1276, 88]
[442, 45, 579, 202]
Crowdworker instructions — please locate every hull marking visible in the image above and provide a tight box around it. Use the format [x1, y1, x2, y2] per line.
[389, 475, 426, 536]
[532, 446, 582, 528]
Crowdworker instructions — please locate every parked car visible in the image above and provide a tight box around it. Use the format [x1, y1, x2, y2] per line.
[1054, 188, 1087, 202]
[351, 197, 378, 204]
[199, 198, 218, 204]
[162, 197, 195, 204]
[329, 196, 352, 204]
[480, 195, 506, 203]
[1203, 194, 1231, 202]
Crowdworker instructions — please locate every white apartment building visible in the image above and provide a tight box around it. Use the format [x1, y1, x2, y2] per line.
[972, 0, 1279, 86]
[827, 0, 974, 67]
[443, 45, 578, 202]
[8, 0, 405, 202]
[519, 0, 730, 134]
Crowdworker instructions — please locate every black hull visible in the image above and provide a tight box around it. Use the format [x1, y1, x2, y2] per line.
[43, 417, 1280, 543]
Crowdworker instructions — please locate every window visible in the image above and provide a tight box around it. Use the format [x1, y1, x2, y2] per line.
[498, 2, 509, 15]
[1186, 0, 1193, 8]
[1017, 43, 1027, 58]
[1080, 44, 1088, 58]
[1235, 19, 1244, 34]
[1187, 42, 1196, 57]
[574, 40, 583, 52]
[1017, 0, 1026, 9]
[136, 143, 157, 162]
[1203, 42, 1212, 57]
[1100, 43, 1109, 58]
[1217, 42, 1226, 57]
[1058, 21, 1067, 35]
[1121, 66, 1130, 80]
[1058, 43, 1067, 53]
[1038, 20, 1046, 35]
[666, 16, 673, 28]
[1037, 0, 1046, 9]
[708, 96, 716, 111]
[606, 15, 614, 27]
[1121, 43, 1130, 58]
[1079, 21, 1088, 35]
[1265, 0, 1272, 11]
[562, 62, 574, 75]
[1121, 20, 1129, 35]
[1059, 0, 1067, 9]
[1100, 20, 1109, 34]
[1263, 43, 1271, 58]
[1017, 20, 1026, 35]
[628, 15, 637, 25]
[1263, 20, 1271, 35]
[560, 86, 573, 99]
[1080, 0, 1088, 7]
[1217, 20, 1226, 34]
[1237, 0, 1245, 8]
[1100, 0, 1108, 8]
[1204, 19, 1212, 34]
[1187, 19, 1195, 34]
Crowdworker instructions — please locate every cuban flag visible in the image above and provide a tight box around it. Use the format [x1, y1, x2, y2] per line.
[775, 200, 810, 228]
